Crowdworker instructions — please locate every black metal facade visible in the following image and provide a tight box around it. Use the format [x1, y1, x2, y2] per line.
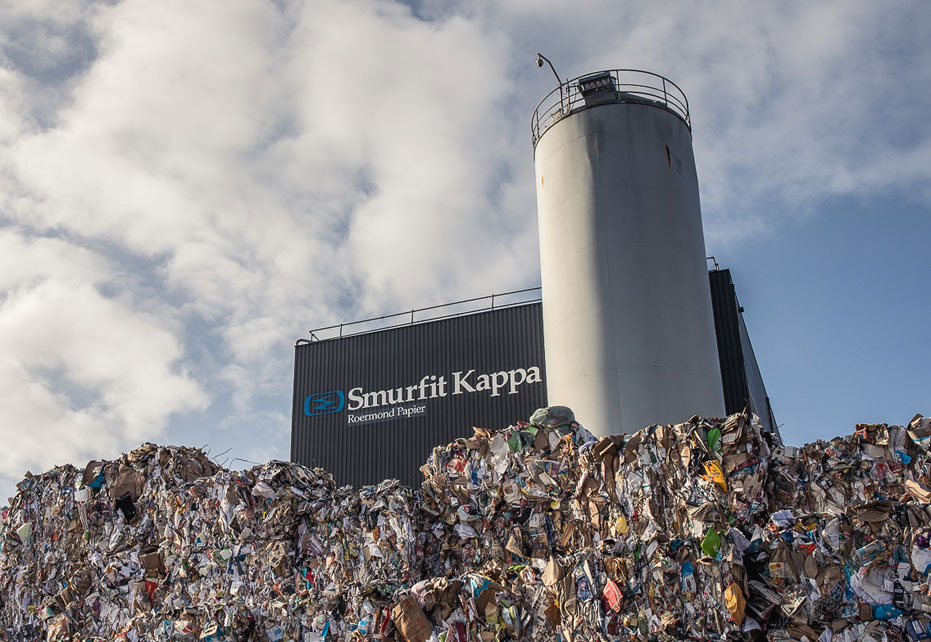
[293, 273, 777, 486]
[708, 269, 779, 437]
[291, 304, 547, 488]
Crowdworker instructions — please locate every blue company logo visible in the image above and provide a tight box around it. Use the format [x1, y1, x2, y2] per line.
[304, 390, 345, 416]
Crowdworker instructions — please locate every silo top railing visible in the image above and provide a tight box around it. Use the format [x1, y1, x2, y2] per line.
[531, 69, 691, 147]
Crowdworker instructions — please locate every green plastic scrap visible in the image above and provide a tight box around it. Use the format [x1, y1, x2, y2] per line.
[706, 427, 722, 453]
[701, 528, 722, 557]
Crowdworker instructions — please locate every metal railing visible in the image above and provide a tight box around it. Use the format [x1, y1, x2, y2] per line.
[531, 69, 691, 147]
[300, 287, 542, 343]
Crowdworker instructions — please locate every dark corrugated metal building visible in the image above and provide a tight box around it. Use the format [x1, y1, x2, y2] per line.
[293, 273, 778, 486]
[709, 268, 780, 438]
[292, 302, 547, 487]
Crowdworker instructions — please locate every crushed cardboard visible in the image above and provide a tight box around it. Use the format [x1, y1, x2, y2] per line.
[2, 409, 930, 641]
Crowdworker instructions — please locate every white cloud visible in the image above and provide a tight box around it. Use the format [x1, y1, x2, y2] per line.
[0, 231, 206, 500]
[0, 229, 106, 292]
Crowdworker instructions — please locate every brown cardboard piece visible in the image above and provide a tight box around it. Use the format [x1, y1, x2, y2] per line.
[391, 595, 432, 642]
[109, 463, 145, 502]
[140, 550, 166, 577]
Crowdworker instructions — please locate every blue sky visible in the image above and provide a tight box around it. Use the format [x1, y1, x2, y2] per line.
[0, 0, 928, 500]
[722, 195, 930, 447]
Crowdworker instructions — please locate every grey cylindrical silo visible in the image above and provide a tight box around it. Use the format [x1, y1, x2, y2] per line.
[531, 69, 725, 437]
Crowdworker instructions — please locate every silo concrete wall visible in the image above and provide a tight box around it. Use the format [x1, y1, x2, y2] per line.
[534, 99, 724, 436]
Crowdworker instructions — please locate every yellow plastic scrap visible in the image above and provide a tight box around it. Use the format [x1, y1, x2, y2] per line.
[724, 582, 746, 627]
[703, 461, 728, 492]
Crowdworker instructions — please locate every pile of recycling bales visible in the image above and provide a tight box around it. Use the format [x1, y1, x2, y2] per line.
[2, 408, 931, 642]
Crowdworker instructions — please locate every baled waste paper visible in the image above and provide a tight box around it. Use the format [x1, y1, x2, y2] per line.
[2, 408, 931, 641]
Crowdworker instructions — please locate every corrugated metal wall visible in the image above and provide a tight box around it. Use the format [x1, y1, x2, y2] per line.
[738, 312, 777, 435]
[709, 269, 748, 414]
[291, 303, 547, 487]
[294, 274, 777, 487]
[708, 269, 779, 437]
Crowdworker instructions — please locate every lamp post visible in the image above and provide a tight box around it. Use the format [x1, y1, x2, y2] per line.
[536, 53, 564, 113]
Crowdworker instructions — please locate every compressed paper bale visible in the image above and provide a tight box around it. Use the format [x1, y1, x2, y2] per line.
[3, 409, 931, 641]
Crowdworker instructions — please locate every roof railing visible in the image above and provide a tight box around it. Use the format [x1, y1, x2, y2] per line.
[531, 69, 691, 147]
[299, 287, 542, 344]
